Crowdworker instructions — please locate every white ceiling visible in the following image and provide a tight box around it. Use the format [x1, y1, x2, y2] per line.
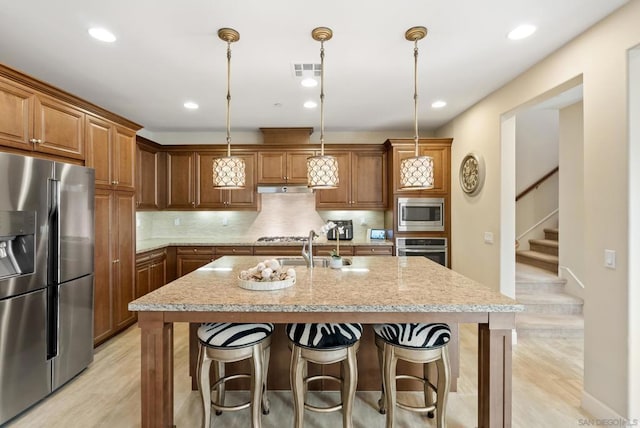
[0, 0, 627, 135]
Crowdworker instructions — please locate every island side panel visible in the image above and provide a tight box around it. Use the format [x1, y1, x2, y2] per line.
[478, 313, 514, 428]
[139, 312, 174, 428]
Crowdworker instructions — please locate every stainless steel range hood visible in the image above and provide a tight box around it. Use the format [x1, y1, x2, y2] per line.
[256, 185, 313, 194]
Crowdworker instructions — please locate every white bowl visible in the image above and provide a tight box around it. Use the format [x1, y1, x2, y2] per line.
[238, 276, 295, 291]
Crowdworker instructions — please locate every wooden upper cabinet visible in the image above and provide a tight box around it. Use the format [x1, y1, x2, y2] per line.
[34, 94, 85, 160]
[315, 149, 387, 210]
[257, 150, 314, 184]
[0, 77, 85, 159]
[86, 114, 136, 191]
[0, 76, 33, 150]
[166, 151, 196, 209]
[196, 152, 259, 210]
[386, 139, 452, 195]
[136, 138, 166, 210]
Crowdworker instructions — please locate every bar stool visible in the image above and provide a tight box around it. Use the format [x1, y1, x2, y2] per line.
[286, 323, 363, 428]
[374, 323, 451, 428]
[197, 322, 274, 428]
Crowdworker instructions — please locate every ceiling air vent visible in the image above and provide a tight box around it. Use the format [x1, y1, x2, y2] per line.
[292, 63, 321, 78]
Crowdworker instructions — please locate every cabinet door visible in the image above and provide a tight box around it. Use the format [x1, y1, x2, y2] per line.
[195, 152, 225, 208]
[227, 154, 258, 208]
[287, 151, 315, 184]
[86, 115, 113, 188]
[93, 189, 114, 345]
[0, 77, 33, 150]
[419, 145, 449, 194]
[137, 143, 163, 209]
[315, 152, 351, 209]
[33, 94, 85, 160]
[352, 151, 387, 208]
[113, 192, 136, 329]
[167, 151, 195, 208]
[150, 258, 167, 291]
[135, 263, 151, 299]
[114, 126, 136, 191]
[257, 151, 286, 184]
[176, 247, 215, 277]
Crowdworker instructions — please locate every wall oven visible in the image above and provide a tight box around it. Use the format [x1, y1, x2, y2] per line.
[397, 197, 444, 232]
[396, 237, 448, 267]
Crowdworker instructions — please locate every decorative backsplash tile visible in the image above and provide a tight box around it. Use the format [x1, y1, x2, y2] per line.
[136, 193, 384, 242]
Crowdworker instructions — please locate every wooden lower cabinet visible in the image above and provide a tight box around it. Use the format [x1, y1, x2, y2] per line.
[175, 246, 215, 277]
[94, 189, 136, 346]
[313, 244, 354, 257]
[135, 249, 167, 298]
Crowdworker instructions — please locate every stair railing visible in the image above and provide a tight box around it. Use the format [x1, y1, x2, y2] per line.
[516, 208, 559, 242]
[515, 166, 559, 202]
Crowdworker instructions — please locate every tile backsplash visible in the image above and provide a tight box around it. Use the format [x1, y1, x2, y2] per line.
[136, 193, 385, 242]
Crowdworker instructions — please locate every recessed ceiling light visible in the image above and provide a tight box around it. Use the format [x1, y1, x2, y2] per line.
[88, 27, 116, 43]
[304, 100, 317, 109]
[431, 100, 447, 109]
[507, 24, 536, 41]
[183, 101, 199, 110]
[301, 77, 318, 87]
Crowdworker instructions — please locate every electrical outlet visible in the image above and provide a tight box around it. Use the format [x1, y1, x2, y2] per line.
[174, 218, 181, 226]
[222, 217, 228, 226]
[484, 232, 494, 244]
[604, 249, 616, 269]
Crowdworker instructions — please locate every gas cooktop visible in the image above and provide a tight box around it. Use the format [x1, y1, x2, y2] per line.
[256, 236, 308, 243]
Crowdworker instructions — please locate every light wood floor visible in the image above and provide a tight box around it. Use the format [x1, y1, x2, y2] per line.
[7, 323, 591, 427]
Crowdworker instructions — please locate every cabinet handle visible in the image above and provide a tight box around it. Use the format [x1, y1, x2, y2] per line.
[192, 202, 196, 207]
[232, 248, 236, 253]
[29, 138, 37, 143]
[193, 249, 198, 253]
[371, 248, 375, 252]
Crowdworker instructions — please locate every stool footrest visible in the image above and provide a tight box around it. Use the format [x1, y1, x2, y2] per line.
[397, 402, 436, 413]
[305, 402, 343, 413]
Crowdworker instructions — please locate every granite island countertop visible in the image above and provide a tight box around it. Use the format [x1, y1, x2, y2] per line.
[129, 255, 522, 314]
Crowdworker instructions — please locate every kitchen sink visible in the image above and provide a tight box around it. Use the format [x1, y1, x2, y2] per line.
[276, 257, 352, 267]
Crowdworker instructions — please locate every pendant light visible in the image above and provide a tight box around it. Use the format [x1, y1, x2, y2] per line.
[307, 27, 339, 189]
[212, 28, 246, 189]
[399, 26, 434, 190]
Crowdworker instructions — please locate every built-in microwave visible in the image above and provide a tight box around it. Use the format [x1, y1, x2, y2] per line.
[397, 197, 445, 232]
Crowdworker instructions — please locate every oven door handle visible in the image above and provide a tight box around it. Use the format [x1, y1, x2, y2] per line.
[399, 248, 446, 253]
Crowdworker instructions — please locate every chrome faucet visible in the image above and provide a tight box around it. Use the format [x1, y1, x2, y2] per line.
[302, 230, 318, 268]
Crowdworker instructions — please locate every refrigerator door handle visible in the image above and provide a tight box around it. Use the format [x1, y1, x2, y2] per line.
[46, 179, 60, 360]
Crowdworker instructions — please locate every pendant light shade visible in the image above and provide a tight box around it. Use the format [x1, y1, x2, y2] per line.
[307, 27, 339, 189]
[400, 26, 434, 190]
[213, 28, 246, 189]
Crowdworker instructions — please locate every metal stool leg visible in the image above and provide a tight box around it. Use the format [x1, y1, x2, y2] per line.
[290, 345, 306, 428]
[383, 344, 398, 428]
[197, 345, 213, 428]
[342, 345, 358, 428]
[250, 344, 264, 428]
[436, 346, 451, 428]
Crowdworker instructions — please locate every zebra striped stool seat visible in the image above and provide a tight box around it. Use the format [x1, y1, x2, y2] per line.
[373, 323, 451, 428]
[286, 323, 363, 428]
[197, 323, 274, 428]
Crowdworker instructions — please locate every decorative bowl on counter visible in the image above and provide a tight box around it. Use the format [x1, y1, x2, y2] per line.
[237, 258, 296, 291]
[238, 276, 295, 291]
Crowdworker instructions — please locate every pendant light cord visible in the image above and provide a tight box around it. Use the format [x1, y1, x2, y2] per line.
[319, 40, 326, 156]
[226, 40, 232, 157]
[413, 39, 419, 157]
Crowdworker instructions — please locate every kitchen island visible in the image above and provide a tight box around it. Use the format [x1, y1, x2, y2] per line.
[129, 255, 522, 428]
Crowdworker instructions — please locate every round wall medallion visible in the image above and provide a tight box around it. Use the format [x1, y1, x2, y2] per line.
[459, 153, 484, 195]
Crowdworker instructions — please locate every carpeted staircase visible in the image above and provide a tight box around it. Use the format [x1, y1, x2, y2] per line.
[515, 229, 584, 338]
[516, 228, 559, 273]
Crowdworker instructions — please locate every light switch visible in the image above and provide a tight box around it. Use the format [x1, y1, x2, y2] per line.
[604, 249, 616, 269]
[484, 232, 494, 244]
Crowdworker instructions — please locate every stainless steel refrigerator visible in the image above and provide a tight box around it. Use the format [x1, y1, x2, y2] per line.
[0, 152, 95, 425]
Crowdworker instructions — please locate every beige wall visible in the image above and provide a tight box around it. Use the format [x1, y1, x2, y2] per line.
[436, 2, 640, 419]
[559, 102, 585, 299]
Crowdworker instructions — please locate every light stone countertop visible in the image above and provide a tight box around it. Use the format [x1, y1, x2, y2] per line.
[129, 255, 522, 313]
[136, 238, 394, 254]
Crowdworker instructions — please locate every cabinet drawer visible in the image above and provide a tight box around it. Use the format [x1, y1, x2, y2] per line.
[354, 246, 394, 256]
[176, 246, 214, 255]
[253, 246, 302, 256]
[313, 245, 354, 257]
[215, 246, 253, 256]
